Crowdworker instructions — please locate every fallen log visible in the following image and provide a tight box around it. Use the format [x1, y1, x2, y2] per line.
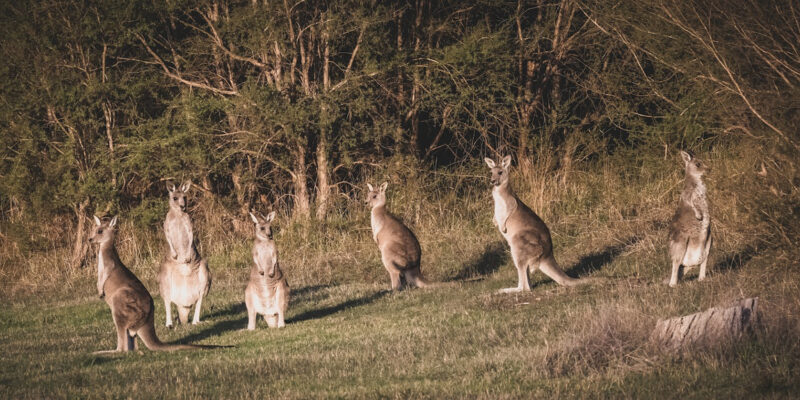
[652, 297, 759, 351]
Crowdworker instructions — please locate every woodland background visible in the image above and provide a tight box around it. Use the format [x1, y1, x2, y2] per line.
[2, 0, 799, 276]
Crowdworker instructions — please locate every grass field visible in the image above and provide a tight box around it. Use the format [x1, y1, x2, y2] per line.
[2, 146, 800, 398]
[2, 231, 799, 398]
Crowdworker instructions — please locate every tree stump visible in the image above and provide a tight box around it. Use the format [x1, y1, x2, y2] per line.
[651, 298, 759, 351]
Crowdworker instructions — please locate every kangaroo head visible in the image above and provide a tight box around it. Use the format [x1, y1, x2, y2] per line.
[88, 215, 118, 246]
[365, 182, 388, 208]
[167, 180, 191, 212]
[680, 151, 710, 178]
[249, 210, 275, 241]
[484, 155, 512, 187]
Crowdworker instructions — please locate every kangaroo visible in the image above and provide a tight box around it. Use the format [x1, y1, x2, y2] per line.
[89, 215, 201, 352]
[158, 180, 211, 327]
[245, 211, 290, 329]
[485, 155, 590, 293]
[366, 182, 429, 290]
[667, 151, 712, 287]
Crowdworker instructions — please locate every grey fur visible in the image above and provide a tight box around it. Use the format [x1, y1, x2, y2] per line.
[366, 182, 429, 290]
[485, 156, 589, 293]
[667, 151, 712, 287]
[245, 211, 290, 329]
[158, 180, 211, 327]
[89, 216, 200, 352]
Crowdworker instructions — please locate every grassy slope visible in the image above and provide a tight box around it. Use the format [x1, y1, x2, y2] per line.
[2, 145, 799, 398]
[1, 253, 798, 399]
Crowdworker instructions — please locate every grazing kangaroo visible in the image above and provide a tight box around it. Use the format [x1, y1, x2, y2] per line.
[159, 180, 211, 327]
[245, 211, 290, 329]
[89, 215, 201, 352]
[485, 155, 590, 292]
[366, 182, 429, 290]
[667, 151, 712, 287]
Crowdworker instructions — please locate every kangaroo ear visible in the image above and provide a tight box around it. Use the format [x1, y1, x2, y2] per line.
[166, 181, 176, 193]
[93, 215, 102, 226]
[680, 151, 692, 165]
[484, 157, 496, 168]
[366, 183, 374, 192]
[249, 211, 259, 224]
[109, 215, 118, 227]
[501, 155, 512, 169]
[380, 182, 388, 192]
[180, 180, 192, 192]
[266, 211, 276, 223]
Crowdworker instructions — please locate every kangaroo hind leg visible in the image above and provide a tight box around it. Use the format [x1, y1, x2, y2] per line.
[668, 238, 688, 287]
[698, 236, 712, 281]
[163, 297, 173, 328]
[404, 267, 429, 289]
[498, 248, 529, 293]
[191, 297, 203, 325]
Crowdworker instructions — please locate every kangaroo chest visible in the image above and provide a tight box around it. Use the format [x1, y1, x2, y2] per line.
[97, 250, 111, 295]
[166, 213, 193, 249]
[492, 189, 514, 236]
[253, 242, 275, 270]
[370, 211, 383, 242]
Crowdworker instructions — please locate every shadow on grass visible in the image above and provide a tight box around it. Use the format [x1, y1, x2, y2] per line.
[174, 302, 247, 344]
[447, 242, 509, 282]
[713, 245, 757, 272]
[288, 290, 389, 324]
[202, 302, 246, 320]
[291, 284, 334, 299]
[566, 236, 641, 278]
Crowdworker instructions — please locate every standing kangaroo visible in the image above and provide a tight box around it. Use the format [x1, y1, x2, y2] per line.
[667, 151, 712, 287]
[485, 155, 589, 293]
[159, 181, 211, 327]
[366, 182, 429, 290]
[245, 211, 290, 329]
[89, 215, 201, 352]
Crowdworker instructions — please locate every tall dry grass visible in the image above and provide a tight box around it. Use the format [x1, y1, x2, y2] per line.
[1, 138, 796, 306]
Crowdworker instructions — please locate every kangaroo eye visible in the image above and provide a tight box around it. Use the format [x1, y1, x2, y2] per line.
[97, 229, 103, 234]
[260, 227, 265, 230]
[173, 197, 177, 200]
[498, 171, 503, 175]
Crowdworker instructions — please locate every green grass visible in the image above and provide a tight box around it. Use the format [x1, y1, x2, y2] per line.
[2, 241, 799, 398]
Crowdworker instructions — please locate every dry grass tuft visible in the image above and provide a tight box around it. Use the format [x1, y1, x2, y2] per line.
[539, 301, 655, 377]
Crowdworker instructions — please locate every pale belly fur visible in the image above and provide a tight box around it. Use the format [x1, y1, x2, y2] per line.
[168, 264, 203, 307]
[251, 285, 280, 316]
[370, 212, 383, 242]
[492, 189, 511, 240]
[682, 218, 710, 267]
[97, 251, 107, 295]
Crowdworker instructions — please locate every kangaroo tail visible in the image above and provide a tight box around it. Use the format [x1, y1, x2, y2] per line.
[403, 266, 441, 289]
[539, 257, 588, 287]
[137, 322, 204, 351]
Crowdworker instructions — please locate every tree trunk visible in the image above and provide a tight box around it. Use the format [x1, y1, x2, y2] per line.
[316, 26, 332, 220]
[292, 143, 311, 220]
[102, 101, 116, 187]
[69, 198, 90, 270]
[232, 162, 248, 216]
[651, 298, 760, 351]
[409, 0, 424, 157]
[315, 127, 330, 220]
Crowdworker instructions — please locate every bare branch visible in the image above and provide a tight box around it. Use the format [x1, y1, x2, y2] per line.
[135, 33, 239, 96]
